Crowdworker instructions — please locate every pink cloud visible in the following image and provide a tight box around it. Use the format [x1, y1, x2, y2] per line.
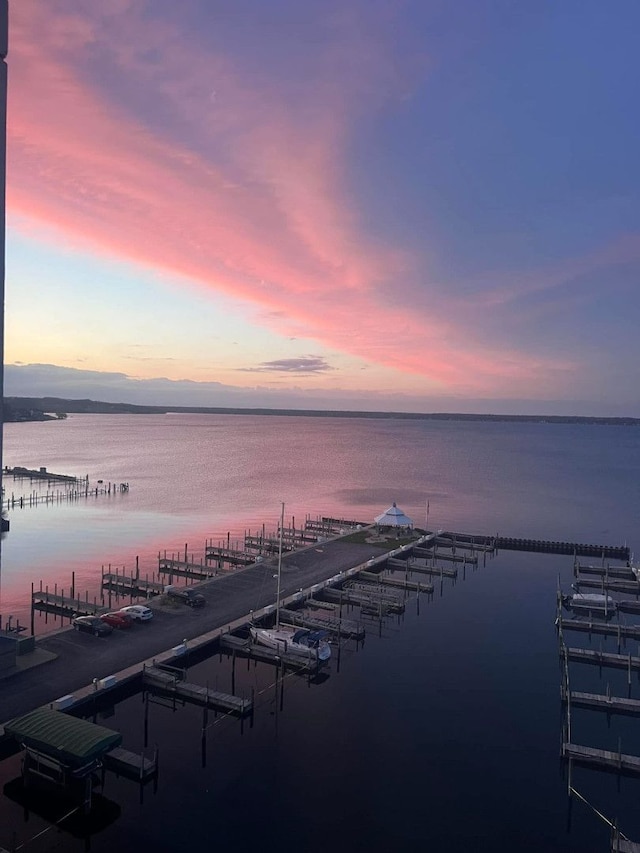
[7, 1, 565, 396]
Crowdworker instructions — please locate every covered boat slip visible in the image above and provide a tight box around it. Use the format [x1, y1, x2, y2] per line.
[3, 707, 158, 809]
[4, 707, 122, 770]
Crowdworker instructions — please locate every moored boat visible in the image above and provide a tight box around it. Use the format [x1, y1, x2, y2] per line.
[250, 625, 331, 661]
[563, 592, 616, 612]
[249, 501, 331, 663]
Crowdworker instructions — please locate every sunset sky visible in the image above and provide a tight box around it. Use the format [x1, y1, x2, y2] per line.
[5, 1, 640, 415]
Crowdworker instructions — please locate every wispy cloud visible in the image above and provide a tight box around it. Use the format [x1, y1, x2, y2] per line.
[239, 356, 333, 374]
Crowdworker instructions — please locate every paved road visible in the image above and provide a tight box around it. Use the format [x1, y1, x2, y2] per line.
[0, 539, 382, 725]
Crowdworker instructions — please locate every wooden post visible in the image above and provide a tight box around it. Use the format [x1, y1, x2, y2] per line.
[30, 582, 35, 636]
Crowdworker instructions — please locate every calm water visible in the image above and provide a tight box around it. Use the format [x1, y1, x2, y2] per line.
[1, 414, 640, 851]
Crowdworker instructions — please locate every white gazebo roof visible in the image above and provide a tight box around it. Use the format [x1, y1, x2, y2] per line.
[374, 502, 413, 527]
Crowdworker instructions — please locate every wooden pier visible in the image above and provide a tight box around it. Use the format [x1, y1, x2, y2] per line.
[5, 466, 82, 483]
[278, 608, 365, 640]
[158, 557, 217, 582]
[575, 561, 636, 581]
[102, 746, 158, 782]
[31, 590, 104, 619]
[574, 578, 640, 596]
[389, 557, 457, 579]
[322, 585, 405, 615]
[102, 571, 165, 599]
[562, 742, 640, 775]
[218, 633, 324, 672]
[205, 544, 256, 567]
[142, 665, 252, 716]
[413, 547, 477, 565]
[559, 617, 640, 643]
[617, 601, 640, 616]
[244, 535, 296, 554]
[304, 516, 367, 536]
[564, 646, 640, 672]
[435, 532, 495, 552]
[358, 569, 433, 594]
[562, 687, 640, 717]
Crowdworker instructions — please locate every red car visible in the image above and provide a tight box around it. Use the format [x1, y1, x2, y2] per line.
[100, 611, 133, 629]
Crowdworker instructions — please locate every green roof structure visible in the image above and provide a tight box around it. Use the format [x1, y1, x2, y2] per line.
[4, 707, 122, 768]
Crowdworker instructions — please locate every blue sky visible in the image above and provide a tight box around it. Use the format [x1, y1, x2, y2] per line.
[5, 0, 640, 414]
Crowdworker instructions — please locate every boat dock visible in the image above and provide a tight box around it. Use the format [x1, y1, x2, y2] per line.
[204, 544, 257, 567]
[563, 646, 640, 673]
[575, 561, 636, 581]
[278, 608, 365, 640]
[218, 633, 324, 672]
[102, 746, 158, 782]
[389, 557, 457, 579]
[158, 557, 217, 582]
[574, 579, 640, 596]
[559, 617, 640, 643]
[358, 569, 433, 594]
[562, 687, 640, 717]
[412, 547, 476, 565]
[142, 664, 252, 716]
[102, 571, 165, 600]
[562, 742, 640, 775]
[617, 601, 640, 615]
[322, 584, 405, 614]
[4, 466, 82, 483]
[435, 532, 496, 552]
[31, 589, 104, 619]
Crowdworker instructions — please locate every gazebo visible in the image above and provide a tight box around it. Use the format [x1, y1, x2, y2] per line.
[374, 502, 413, 528]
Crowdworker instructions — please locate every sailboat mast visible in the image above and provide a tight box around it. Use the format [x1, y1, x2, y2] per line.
[275, 501, 284, 628]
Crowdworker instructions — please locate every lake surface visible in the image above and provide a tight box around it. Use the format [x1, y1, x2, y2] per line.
[1, 414, 640, 851]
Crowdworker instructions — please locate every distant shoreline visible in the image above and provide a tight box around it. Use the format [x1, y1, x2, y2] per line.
[4, 396, 640, 426]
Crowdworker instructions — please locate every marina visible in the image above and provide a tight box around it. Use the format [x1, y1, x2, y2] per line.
[2, 415, 640, 852]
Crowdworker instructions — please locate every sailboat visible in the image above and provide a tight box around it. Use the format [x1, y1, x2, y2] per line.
[250, 503, 331, 663]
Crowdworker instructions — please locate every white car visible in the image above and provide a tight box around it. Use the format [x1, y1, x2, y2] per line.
[119, 604, 153, 622]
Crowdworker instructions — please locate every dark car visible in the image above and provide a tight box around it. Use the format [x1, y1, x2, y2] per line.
[166, 586, 206, 607]
[72, 615, 113, 636]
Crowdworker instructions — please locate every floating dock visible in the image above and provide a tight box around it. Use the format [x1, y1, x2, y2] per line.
[278, 608, 365, 640]
[158, 557, 217, 582]
[358, 569, 433, 594]
[31, 590, 104, 619]
[218, 633, 325, 672]
[322, 585, 405, 614]
[389, 557, 457, 579]
[204, 544, 256, 567]
[575, 562, 636, 581]
[413, 547, 476, 565]
[559, 618, 640, 643]
[574, 579, 640, 596]
[564, 647, 640, 672]
[562, 687, 640, 717]
[562, 742, 640, 775]
[102, 572, 164, 599]
[142, 665, 252, 716]
[102, 746, 158, 782]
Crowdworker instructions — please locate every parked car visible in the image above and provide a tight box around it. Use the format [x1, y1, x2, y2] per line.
[118, 604, 153, 622]
[100, 611, 133, 629]
[165, 586, 206, 608]
[72, 615, 113, 637]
